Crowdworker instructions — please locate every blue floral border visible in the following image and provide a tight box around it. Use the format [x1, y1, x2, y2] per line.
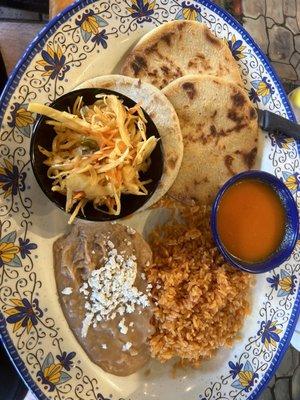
[248, 295, 300, 400]
[0, 312, 49, 400]
[0, 1, 299, 399]
[0, 2, 95, 398]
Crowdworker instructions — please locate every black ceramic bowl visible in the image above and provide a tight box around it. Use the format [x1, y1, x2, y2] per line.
[30, 88, 164, 221]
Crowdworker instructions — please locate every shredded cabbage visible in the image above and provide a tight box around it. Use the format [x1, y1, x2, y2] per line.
[29, 95, 158, 223]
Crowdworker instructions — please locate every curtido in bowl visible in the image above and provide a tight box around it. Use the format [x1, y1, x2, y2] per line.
[29, 88, 163, 223]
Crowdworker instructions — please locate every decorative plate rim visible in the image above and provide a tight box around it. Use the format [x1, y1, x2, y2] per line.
[0, 1, 299, 399]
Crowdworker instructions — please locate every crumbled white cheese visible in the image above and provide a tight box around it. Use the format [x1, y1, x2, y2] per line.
[81, 313, 93, 338]
[101, 343, 107, 349]
[116, 255, 124, 264]
[107, 240, 114, 249]
[117, 305, 125, 316]
[80, 239, 150, 337]
[156, 284, 161, 289]
[79, 283, 88, 294]
[126, 226, 136, 235]
[122, 342, 132, 351]
[146, 283, 153, 292]
[61, 287, 73, 295]
[129, 321, 134, 327]
[141, 273, 146, 281]
[118, 318, 128, 335]
[146, 261, 150, 267]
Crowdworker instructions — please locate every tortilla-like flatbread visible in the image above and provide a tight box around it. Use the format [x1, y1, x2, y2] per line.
[162, 74, 259, 205]
[76, 75, 183, 210]
[122, 20, 243, 89]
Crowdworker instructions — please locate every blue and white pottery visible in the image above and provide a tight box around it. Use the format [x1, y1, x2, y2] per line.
[0, 1, 299, 399]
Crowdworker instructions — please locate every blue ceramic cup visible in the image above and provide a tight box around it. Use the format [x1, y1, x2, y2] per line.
[211, 170, 299, 274]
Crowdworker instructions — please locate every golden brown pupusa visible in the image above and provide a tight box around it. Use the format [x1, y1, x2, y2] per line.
[122, 20, 243, 89]
[162, 74, 259, 205]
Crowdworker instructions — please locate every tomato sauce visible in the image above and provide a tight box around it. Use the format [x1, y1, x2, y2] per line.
[216, 179, 286, 263]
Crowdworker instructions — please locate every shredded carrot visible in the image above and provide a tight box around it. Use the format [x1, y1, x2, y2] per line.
[31, 95, 158, 223]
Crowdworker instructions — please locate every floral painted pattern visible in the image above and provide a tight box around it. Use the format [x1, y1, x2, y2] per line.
[248, 88, 260, 103]
[175, 1, 202, 21]
[267, 270, 297, 297]
[56, 351, 76, 371]
[278, 270, 297, 297]
[76, 10, 108, 43]
[282, 171, 299, 195]
[251, 77, 275, 105]
[7, 102, 34, 138]
[230, 361, 259, 392]
[18, 238, 37, 259]
[5, 298, 43, 334]
[127, 0, 156, 21]
[257, 320, 282, 350]
[37, 352, 75, 392]
[0, 1, 299, 400]
[267, 273, 280, 290]
[270, 134, 294, 151]
[227, 34, 246, 60]
[0, 159, 26, 198]
[0, 231, 21, 269]
[36, 44, 70, 80]
[91, 29, 109, 48]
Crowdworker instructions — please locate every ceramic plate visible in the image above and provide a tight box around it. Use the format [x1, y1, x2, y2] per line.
[0, 1, 299, 399]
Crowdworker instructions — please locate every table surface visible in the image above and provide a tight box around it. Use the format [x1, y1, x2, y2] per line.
[0, 2, 299, 400]
[49, 0, 71, 18]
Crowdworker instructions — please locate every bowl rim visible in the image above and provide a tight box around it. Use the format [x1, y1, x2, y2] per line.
[29, 88, 164, 222]
[210, 170, 299, 274]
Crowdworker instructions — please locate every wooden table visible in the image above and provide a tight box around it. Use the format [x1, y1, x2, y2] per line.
[0, 1, 73, 75]
[49, 0, 73, 18]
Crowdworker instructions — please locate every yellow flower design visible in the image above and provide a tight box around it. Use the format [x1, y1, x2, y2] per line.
[281, 137, 294, 150]
[0, 242, 19, 264]
[285, 174, 298, 192]
[279, 276, 293, 292]
[182, 7, 197, 20]
[36, 44, 69, 80]
[231, 360, 258, 391]
[238, 370, 254, 388]
[251, 77, 274, 105]
[43, 363, 63, 385]
[127, 0, 156, 19]
[37, 352, 72, 391]
[15, 107, 34, 128]
[175, 1, 201, 21]
[5, 297, 43, 334]
[256, 81, 270, 97]
[75, 10, 108, 43]
[258, 320, 282, 350]
[82, 15, 99, 35]
[0, 159, 26, 198]
[227, 34, 246, 60]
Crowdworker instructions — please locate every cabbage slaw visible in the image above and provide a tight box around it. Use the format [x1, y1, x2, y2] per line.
[28, 95, 158, 223]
